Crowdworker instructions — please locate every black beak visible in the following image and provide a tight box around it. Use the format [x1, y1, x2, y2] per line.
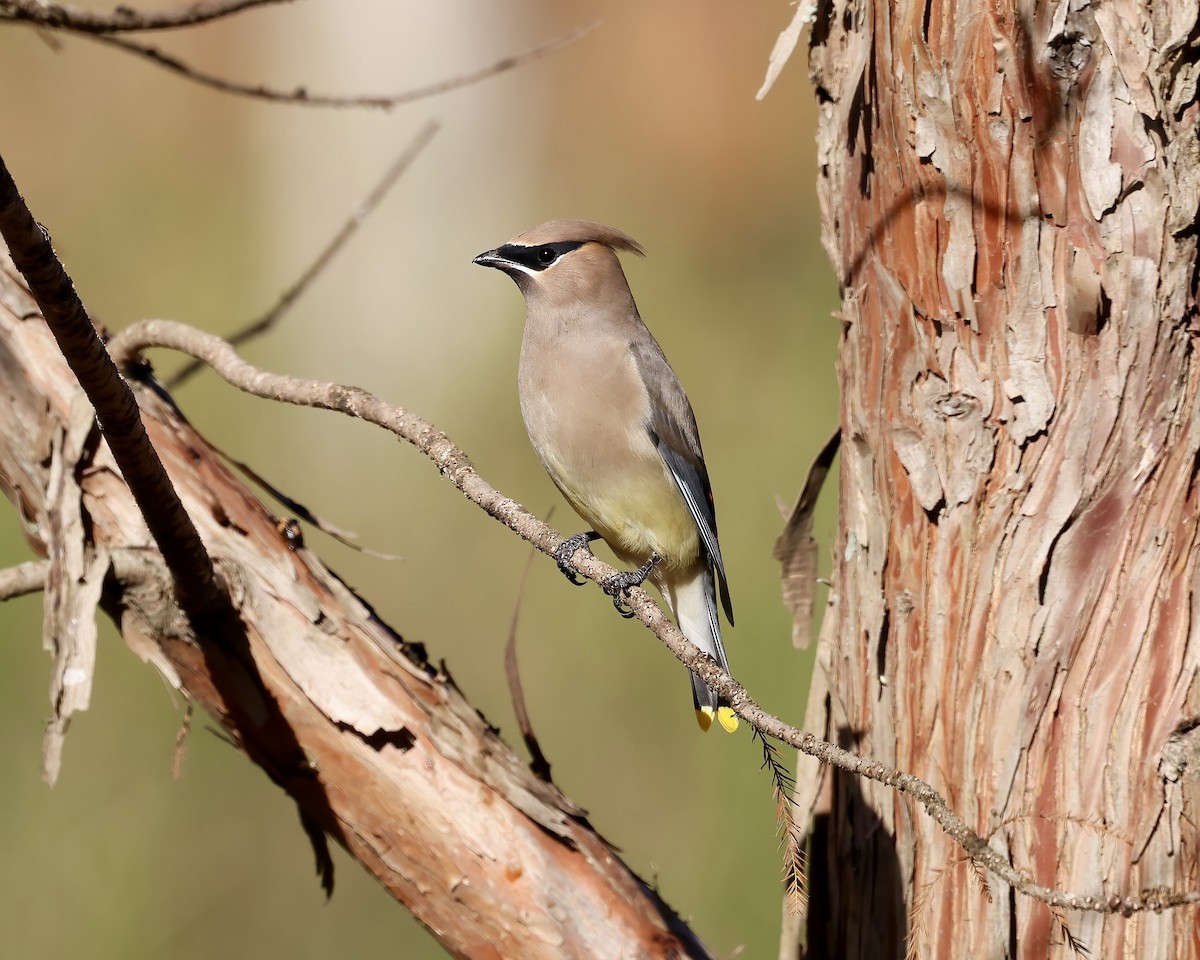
[472, 249, 508, 269]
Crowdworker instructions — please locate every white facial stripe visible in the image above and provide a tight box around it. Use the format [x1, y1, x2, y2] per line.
[504, 261, 540, 278]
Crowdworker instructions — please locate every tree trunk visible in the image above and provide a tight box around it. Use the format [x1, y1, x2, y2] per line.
[800, 0, 1200, 955]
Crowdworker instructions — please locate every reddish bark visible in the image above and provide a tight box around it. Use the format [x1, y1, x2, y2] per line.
[796, 0, 1200, 955]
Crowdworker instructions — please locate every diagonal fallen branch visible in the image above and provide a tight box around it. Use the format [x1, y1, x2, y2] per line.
[106, 318, 1200, 919]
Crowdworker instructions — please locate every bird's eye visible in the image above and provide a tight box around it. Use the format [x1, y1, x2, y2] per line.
[536, 247, 557, 265]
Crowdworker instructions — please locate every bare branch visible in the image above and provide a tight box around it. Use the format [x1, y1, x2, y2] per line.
[0, 154, 225, 628]
[0, 0, 290, 33]
[169, 119, 440, 389]
[105, 319, 1200, 919]
[82, 22, 596, 109]
[0, 559, 49, 600]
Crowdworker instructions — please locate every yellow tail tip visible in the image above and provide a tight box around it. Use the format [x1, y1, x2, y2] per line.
[696, 706, 739, 733]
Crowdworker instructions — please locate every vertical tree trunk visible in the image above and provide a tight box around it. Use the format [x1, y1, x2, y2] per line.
[802, 0, 1200, 955]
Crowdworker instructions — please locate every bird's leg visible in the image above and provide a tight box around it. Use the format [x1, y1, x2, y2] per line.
[554, 530, 603, 585]
[601, 553, 662, 619]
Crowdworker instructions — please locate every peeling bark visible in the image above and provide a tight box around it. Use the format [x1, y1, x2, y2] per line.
[802, 0, 1200, 955]
[0, 252, 712, 960]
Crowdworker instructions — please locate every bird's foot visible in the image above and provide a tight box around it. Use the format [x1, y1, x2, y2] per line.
[601, 554, 662, 618]
[554, 531, 602, 585]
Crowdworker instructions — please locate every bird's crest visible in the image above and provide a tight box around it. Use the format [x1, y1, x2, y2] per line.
[509, 219, 645, 257]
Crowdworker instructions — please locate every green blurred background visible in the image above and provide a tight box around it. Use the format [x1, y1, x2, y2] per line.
[0, 2, 839, 957]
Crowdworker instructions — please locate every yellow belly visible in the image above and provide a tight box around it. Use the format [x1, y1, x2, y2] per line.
[543, 448, 700, 571]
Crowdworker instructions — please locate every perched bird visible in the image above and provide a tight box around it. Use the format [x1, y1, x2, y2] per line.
[473, 220, 737, 733]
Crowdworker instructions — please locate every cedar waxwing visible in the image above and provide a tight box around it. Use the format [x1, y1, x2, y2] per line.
[473, 220, 737, 733]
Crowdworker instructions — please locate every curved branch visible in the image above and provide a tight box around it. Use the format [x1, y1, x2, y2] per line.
[79, 22, 596, 109]
[106, 318, 1200, 919]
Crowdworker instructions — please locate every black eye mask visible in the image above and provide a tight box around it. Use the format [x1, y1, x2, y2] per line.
[496, 240, 586, 271]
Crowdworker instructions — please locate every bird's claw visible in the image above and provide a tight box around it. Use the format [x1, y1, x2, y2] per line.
[554, 531, 602, 586]
[601, 553, 662, 618]
[611, 596, 637, 619]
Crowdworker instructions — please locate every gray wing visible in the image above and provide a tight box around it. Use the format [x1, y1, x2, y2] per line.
[631, 337, 735, 626]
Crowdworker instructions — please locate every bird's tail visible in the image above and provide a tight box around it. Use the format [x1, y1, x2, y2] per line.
[672, 566, 738, 733]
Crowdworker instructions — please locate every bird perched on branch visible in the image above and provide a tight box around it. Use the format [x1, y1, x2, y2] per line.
[473, 220, 737, 733]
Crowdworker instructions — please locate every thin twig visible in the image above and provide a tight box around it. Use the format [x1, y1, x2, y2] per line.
[0, 559, 49, 600]
[0, 0, 290, 33]
[104, 319, 1200, 919]
[0, 156, 226, 628]
[84, 22, 596, 110]
[505, 514, 555, 783]
[168, 120, 440, 389]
